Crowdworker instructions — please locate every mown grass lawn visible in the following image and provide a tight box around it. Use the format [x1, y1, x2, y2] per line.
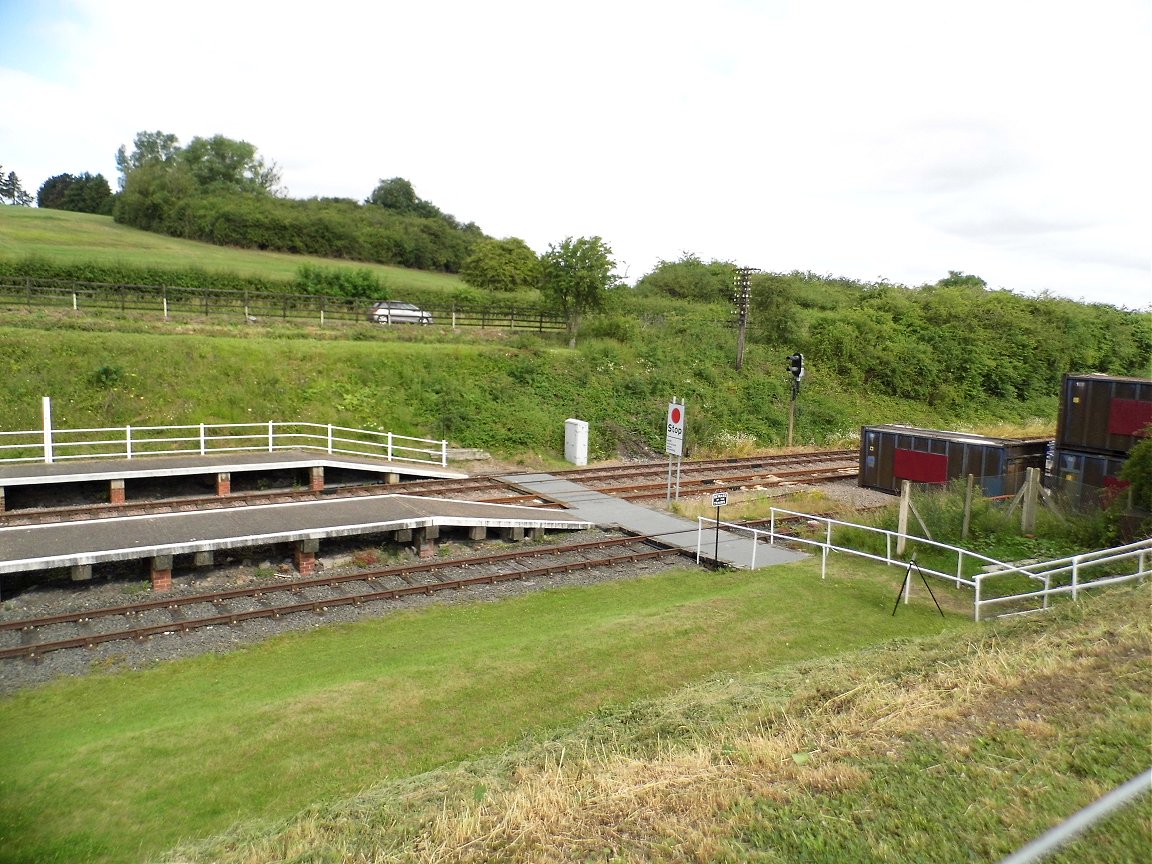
[0, 558, 965, 864]
[0, 207, 464, 295]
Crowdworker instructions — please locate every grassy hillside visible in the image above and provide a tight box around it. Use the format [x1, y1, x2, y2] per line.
[0, 206, 465, 295]
[0, 316, 1056, 459]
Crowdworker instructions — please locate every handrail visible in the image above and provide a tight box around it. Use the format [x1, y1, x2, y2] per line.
[700, 508, 1152, 621]
[0, 421, 449, 467]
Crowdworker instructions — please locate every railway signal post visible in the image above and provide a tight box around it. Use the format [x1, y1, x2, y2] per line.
[786, 353, 804, 447]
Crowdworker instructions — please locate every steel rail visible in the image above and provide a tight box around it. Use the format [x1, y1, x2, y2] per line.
[0, 535, 677, 635]
[0, 541, 681, 660]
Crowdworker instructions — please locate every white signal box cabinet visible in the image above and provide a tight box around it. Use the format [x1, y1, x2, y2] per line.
[564, 418, 589, 466]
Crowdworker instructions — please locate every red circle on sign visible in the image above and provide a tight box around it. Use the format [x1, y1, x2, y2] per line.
[671, 407, 682, 424]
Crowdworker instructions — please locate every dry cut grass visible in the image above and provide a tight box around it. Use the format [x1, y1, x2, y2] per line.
[165, 581, 1151, 864]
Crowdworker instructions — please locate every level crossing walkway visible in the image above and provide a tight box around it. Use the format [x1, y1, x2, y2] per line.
[501, 473, 806, 569]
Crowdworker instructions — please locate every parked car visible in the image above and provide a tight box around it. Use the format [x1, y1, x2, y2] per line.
[368, 301, 434, 325]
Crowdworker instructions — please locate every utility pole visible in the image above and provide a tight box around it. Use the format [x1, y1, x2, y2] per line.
[732, 267, 758, 370]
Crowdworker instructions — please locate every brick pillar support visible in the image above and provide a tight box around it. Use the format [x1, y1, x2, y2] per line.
[309, 466, 325, 493]
[110, 478, 126, 505]
[500, 526, 526, 542]
[530, 527, 545, 542]
[216, 472, 231, 497]
[294, 539, 320, 575]
[0, 486, 6, 513]
[385, 472, 400, 485]
[193, 551, 214, 568]
[414, 525, 439, 559]
[467, 525, 486, 541]
[71, 564, 93, 582]
[151, 555, 174, 592]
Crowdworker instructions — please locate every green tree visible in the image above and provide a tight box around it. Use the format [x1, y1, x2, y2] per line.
[179, 135, 281, 195]
[633, 254, 735, 301]
[0, 170, 32, 205]
[115, 130, 180, 189]
[460, 237, 541, 293]
[37, 172, 113, 213]
[366, 177, 444, 219]
[1120, 435, 1152, 512]
[540, 236, 620, 348]
[114, 159, 198, 232]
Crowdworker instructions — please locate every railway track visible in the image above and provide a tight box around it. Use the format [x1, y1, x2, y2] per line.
[0, 451, 860, 526]
[0, 534, 686, 660]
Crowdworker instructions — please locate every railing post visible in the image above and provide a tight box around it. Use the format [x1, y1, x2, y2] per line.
[750, 529, 758, 570]
[821, 544, 828, 579]
[974, 576, 981, 622]
[268, 421, 275, 452]
[42, 396, 53, 464]
[126, 425, 133, 459]
[200, 423, 206, 455]
[387, 432, 393, 461]
[441, 439, 447, 466]
[327, 424, 333, 454]
[1071, 557, 1079, 602]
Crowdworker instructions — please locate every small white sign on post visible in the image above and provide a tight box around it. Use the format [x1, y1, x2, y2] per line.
[665, 402, 685, 456]
[711, 491, 728, 508]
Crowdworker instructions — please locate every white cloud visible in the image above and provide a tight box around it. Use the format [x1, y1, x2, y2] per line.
[2, 0, 1148, 309]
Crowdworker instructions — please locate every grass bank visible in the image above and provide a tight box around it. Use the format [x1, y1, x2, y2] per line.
[167, 580, 1151, 864]
[0, 207, 464, 296]
[0, 558, 967, 864]
[0, 317, 1056, 460]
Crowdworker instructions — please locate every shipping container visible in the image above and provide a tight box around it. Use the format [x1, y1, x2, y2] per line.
[859, 425, 1050, 496]
[1048, 447, 1130, 512]
[1056, 373, 1152, 457]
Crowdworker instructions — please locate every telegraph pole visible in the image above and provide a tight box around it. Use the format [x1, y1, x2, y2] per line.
[732, 267, 758, 370]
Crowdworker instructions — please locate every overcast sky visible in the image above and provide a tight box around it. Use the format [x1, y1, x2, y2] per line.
[2, 0, 1148, 309]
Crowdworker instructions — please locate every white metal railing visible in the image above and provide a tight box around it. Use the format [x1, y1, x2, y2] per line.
[974, 539, 1152, 620]
[697, 508, 1152, 621]
[0, 421, 448, 467]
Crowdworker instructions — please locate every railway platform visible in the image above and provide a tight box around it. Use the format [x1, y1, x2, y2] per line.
[0, 450, 466, 512]
[501, 472, 806, 569]
[0, 494, 591, 592]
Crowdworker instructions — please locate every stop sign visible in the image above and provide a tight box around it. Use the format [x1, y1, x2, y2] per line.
[666, 402, 685, 456]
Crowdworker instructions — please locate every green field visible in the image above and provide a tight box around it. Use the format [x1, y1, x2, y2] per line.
[0, 206, 465, 295]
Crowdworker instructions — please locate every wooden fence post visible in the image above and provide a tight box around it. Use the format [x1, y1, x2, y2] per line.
[897, 479, 911, 556]
[1022, 467, 1040, 535]
[962, 473, 975, 540]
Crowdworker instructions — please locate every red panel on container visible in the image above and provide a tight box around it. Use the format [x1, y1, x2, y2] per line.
[893, 449, 948, 483]
[1108, 399, 1152, 437]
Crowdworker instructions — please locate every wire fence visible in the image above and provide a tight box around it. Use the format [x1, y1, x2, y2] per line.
[0, 277, 567, 331]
